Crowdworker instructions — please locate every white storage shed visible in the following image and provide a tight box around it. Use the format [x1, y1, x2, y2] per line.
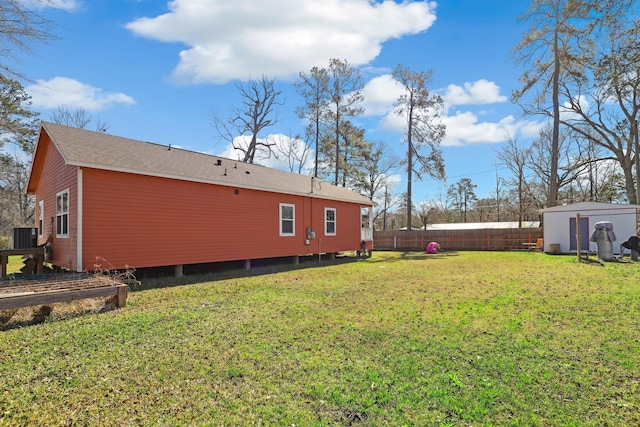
[540, 202, 640, 254]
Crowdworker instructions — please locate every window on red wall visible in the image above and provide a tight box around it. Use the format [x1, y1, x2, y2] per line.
[56, 189, 69, 238]
[38, 200, 44, 237]
[325, 207, 336, 236]
[280, 203, 295, 236]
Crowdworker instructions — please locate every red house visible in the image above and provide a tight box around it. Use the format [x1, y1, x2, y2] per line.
[27, 122, 373, 275]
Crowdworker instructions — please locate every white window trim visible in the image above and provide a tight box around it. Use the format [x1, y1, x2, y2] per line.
[279, 203, 295, 236]
[56, 189, 70, 238]
[325, 207, 336, 236]
[38, 200, 44, 237]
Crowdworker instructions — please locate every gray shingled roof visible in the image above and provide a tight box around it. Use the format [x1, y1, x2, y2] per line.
[38, 122, 372, 205]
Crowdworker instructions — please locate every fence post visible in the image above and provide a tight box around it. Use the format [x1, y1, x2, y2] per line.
[576, 213, 581, 261]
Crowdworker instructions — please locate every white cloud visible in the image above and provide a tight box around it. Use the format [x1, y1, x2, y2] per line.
[362, 77, 508, 119]
[125, 0, 438, 84]
[377, 108, 542, 147]
[378, 107, 405, 132]
[359, 74, 540, 147]
[441, 112, 542, 147]
[517, 119, 545, 139]
[360, 74, 403, 117]
[27, 77, 135, 111]
[441, 79, 507, 106]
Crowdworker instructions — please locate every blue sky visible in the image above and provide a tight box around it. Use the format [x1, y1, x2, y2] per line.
[18, 0, 543, 202]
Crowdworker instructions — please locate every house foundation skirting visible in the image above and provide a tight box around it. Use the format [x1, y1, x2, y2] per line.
[167, 252, 345, 276]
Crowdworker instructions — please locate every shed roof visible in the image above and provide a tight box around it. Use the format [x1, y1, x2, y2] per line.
[540, 202, 640, 213]
[425, 221, 540, 230]
[28, 122, 372, 206]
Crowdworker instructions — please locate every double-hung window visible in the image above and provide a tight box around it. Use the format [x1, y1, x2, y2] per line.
[325, 207, 336, 236]
[56, 189, 69, 238]
[38, 200, 44, 237]
[280, 203, 295, 236]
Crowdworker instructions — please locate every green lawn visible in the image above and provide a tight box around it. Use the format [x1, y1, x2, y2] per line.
[5, 255, 26, 275]
[1, 251, 639, 426]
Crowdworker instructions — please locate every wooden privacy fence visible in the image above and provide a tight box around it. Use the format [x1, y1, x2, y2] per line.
[374, 228, 544, 252]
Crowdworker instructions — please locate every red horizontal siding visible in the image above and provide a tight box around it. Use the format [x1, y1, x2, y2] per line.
[32, 135, 78, 270]
[81, 168, 364, 270]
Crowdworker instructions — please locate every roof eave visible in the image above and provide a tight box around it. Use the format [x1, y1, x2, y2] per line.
[70, 160, 373, 206]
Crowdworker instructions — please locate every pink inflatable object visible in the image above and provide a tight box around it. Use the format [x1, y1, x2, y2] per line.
[426, 241, 439, 254]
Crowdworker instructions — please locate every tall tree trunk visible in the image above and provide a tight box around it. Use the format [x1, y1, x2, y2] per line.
[549, 26, 561, 208]
[635, 118, 640, 204]
[342, 133, 350, 188]
[314, 113, 320, 178]
[406, 106, 414, 230]
[334, 99, 340, 186]
[518, 171, 524, 228]
[622, 158, 636, 204]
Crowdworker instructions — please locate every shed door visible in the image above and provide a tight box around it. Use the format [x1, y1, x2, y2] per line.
[569, 216, 590, 251]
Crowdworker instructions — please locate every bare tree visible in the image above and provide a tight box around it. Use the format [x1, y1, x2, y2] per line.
[513, 0, 637, 205]
[393, 192, 417, 230]
[50, 106, 109, 132]
[558, 10, 640, 203]
[572, 159, 626, 203]
[0, 0, 54, 79]
[377, 185, 399, 231]
[354, 140, 400, 200]
[324, 59, 364, 185]
[493, 169, 505, 221]
[473, 198, 497, 223]
[393, 64, 446, 231]
[433, 192, 457, 223]
[0, 152, 33, 235]
[512, 0, 599, 207]
[528, 125, 599, 205]
[416, 202, 437, 230]
[211, 75, 283, 164]
[496, 137, 532, 227]
[295, 66, 330, 177]
[272, 133, 311, 174]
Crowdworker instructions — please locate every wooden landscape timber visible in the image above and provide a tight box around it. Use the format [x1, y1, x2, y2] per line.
[0, 276, 128, 311]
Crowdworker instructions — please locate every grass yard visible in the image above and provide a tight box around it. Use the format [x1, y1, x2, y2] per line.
[1, 251, 639, 426]
[4, 255, 27, 275]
